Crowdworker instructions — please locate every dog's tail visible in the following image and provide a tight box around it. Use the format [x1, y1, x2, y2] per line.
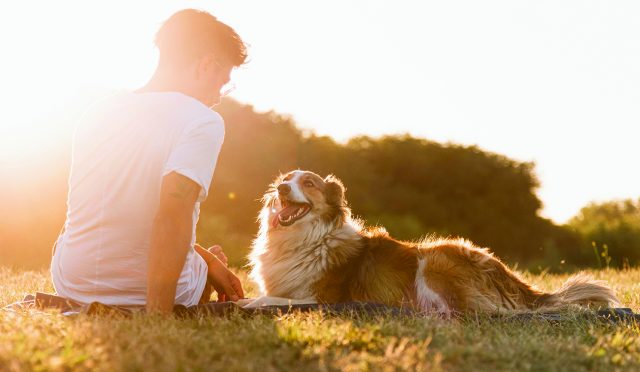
[535, 274, 620, 310]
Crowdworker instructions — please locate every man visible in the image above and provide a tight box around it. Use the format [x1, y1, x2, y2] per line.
[51, 9, 246, 314]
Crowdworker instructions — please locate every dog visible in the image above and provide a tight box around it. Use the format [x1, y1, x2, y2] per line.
[246, 170, 620, 314]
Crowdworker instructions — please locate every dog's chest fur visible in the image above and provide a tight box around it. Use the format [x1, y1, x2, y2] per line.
[252, 222, 362, 298]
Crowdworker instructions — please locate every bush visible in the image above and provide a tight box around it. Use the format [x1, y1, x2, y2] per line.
[568, 199, 640, 268]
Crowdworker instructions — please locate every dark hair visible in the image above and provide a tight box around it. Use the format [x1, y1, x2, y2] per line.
[155, 9, 247, 68]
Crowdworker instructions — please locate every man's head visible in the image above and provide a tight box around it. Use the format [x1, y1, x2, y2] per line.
[154, 9, 247, 106]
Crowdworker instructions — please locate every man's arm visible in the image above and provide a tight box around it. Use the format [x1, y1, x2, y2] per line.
[146, 172, 200, 314]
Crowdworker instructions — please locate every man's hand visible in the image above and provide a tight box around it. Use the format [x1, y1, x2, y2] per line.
[194, 244, 243, 302]
[196, 244, 228, 266]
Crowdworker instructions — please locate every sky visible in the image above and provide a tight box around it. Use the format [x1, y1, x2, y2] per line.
[1, 0, 639, 223]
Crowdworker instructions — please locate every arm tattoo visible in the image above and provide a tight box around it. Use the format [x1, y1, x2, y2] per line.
[170, 177, 197, 200]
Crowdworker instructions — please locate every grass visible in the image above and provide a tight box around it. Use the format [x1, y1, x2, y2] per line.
[1, 267, 639, 371]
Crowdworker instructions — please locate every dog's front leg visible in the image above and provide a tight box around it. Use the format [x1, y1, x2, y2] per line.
[239, 296, 317, 309]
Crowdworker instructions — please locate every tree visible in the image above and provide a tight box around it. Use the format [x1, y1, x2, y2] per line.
[568, 199, 640, 267]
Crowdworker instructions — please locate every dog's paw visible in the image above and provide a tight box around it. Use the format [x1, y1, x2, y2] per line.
[233, 298, 255, 307]
[240, 296, 316, 309]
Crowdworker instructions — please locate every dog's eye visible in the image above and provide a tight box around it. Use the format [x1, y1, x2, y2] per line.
[303, 180, 314, 187]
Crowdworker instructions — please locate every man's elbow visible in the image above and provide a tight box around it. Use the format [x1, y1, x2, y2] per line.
[152, 209, 192, 236]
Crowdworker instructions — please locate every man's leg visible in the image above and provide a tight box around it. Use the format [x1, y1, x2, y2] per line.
[198, 280, 213, 304]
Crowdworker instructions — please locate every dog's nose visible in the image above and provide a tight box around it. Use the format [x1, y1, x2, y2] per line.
[277, 184, 291, 196]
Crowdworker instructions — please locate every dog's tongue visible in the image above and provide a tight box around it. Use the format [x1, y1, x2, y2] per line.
[271, 204, 303, 228]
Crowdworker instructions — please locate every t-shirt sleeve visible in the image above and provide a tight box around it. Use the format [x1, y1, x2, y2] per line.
[163, 118, 225, 202]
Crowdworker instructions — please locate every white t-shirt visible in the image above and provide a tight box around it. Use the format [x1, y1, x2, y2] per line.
[51, 91, 224, 307]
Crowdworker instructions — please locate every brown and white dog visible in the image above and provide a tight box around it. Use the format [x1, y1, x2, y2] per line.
[245, 170, 620, 314]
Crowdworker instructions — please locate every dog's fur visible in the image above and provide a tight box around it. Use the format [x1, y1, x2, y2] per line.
[247, 170, 620, 314]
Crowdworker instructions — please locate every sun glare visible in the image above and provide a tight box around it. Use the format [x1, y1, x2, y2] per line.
[0, 2, 161, 168]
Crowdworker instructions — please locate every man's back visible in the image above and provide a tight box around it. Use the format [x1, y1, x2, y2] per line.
[51, 91, 225, 306]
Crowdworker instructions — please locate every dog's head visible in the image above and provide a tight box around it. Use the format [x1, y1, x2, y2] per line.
[261, 170, 349, 230]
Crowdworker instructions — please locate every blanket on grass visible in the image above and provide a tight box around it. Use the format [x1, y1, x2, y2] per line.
[3, 292, 639, 323]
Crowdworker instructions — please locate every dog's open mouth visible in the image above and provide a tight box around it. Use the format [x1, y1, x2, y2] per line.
[271, 200, 312, 227]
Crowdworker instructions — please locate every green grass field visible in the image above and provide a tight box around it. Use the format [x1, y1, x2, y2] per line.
[1, 267, 639, 371]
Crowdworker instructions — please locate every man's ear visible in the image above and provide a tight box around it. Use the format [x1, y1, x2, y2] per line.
[324, 175, 345, 206]
[193, 53, 218, 79]
[196, 54, 214, 78]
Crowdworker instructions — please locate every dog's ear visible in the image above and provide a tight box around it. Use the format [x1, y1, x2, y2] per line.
[323, 175, 345, 206]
